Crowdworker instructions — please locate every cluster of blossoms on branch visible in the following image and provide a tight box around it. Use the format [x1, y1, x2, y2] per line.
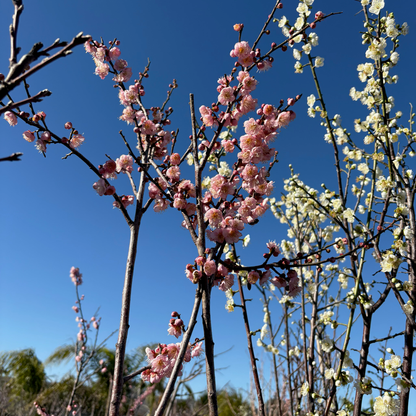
[141, 311, 203, 384]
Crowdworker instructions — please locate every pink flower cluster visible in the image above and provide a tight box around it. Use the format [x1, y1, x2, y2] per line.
[113, 195, 134, 209]
[33, 402, 53, 416]
[167, 317, 184, 338]
[230, 41, 255, 67]
[85, 40, 132, 83]
[93, 178, 116, 196]
[34, 131, 51, 154]
[70, 267, 83, 286]
[271, 269, 301, 297]
[141, 341, 203, 384]
[185, 257, 235, 291]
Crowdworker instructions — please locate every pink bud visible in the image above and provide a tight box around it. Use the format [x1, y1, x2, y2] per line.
[65, 122, 73, 130]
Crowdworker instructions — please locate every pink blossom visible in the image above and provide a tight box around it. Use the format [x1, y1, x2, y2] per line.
[219, 274, 235, 291]
[72, 306, 79, 313]
[151, 354, 170, 374]
[140, 119, 157, 135]
[192, 341, 204, 357]
[256, 60, 272, 72]
[109, 47, 121, 60]
[153, 198, 169, 212]
[114, 195, 135, 209]
[247, 271, 260, 284]
[22, 130, 35, 142]
[239, 94, 258, 115]
[244, 118, 261, 135]
[207, 228, 225, 243]
[178, 179, 196, 198]
[166, 166, 180, 182]
[113, 67, 132, 83]
[204, 260, 217, 276]
[217, 263, 229, 277]
[116, 155, 133, 173]
[93, 178, 109, 196]
[267, 241, 281, 256]
[218, 87, 235, 106]
[204, 208, 223, 227]
[230, 41, 251, 61]
[70, 134, 85, 149]
[270, 276, 287, 288]
[95, 62, 109, 79]
[277, 110, 296, 128]
[148, 182, 162, 199]
[119, 107, 135, 124]
[170, 153, 181, 165]
[4, 111, 17, 126]
[64, 122, 73, 130]
[173, 195, 187, 210]
[222, 139, 235, 153]
[199, 105, 217, 127]
[100, 160, 117, 179]
[241, 75, 258, 95]
[168, 322, 182, 338]
[259, 270, 271, 285]
[114, 59, 127, 71]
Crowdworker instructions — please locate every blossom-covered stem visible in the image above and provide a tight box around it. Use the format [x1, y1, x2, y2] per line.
[66, 366, 82, 416]
[400, 191, 416, 416]
[400, 317, 414, 416]
[237, 275, 265, 416]
[299, 270, 313, 413]
[284, 303, 294, 416]
[14, 117, 133, 225]
[324, 259, 363, 416]
[190, 94, 205, 244]
[306, 54, 344, 205]
[154, 285, 203, 416]
[352, 311, 372, 416]
[259, 288, 283, 416]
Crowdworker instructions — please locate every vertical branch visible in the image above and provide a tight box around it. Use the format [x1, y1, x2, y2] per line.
[154, 286, 202, 416]
[109, 223, 140, 416]
[236, 275, 265, 416]
[9, 0, 23, 67]
[260, 289, 283, 416]
[109, 171, 146, 416]
[201, 275, 218, 416]
[189, 93, 218, 416]
[284, 304, 294, 416]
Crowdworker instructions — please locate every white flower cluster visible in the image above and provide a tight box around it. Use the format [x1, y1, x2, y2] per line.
[373, 393, 400, 416]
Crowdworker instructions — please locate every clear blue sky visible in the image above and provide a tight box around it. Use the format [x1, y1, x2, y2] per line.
[1, 0, 416, 402]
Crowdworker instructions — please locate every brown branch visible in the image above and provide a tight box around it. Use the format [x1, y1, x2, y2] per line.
[0, 152, 23, 162]
[0, 89, 51, 115]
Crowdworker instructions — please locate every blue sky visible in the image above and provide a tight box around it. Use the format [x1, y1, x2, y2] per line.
[1, 0, 416, 404]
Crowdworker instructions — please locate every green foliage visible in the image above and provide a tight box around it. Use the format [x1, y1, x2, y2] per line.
[1, 349, 45, 396]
